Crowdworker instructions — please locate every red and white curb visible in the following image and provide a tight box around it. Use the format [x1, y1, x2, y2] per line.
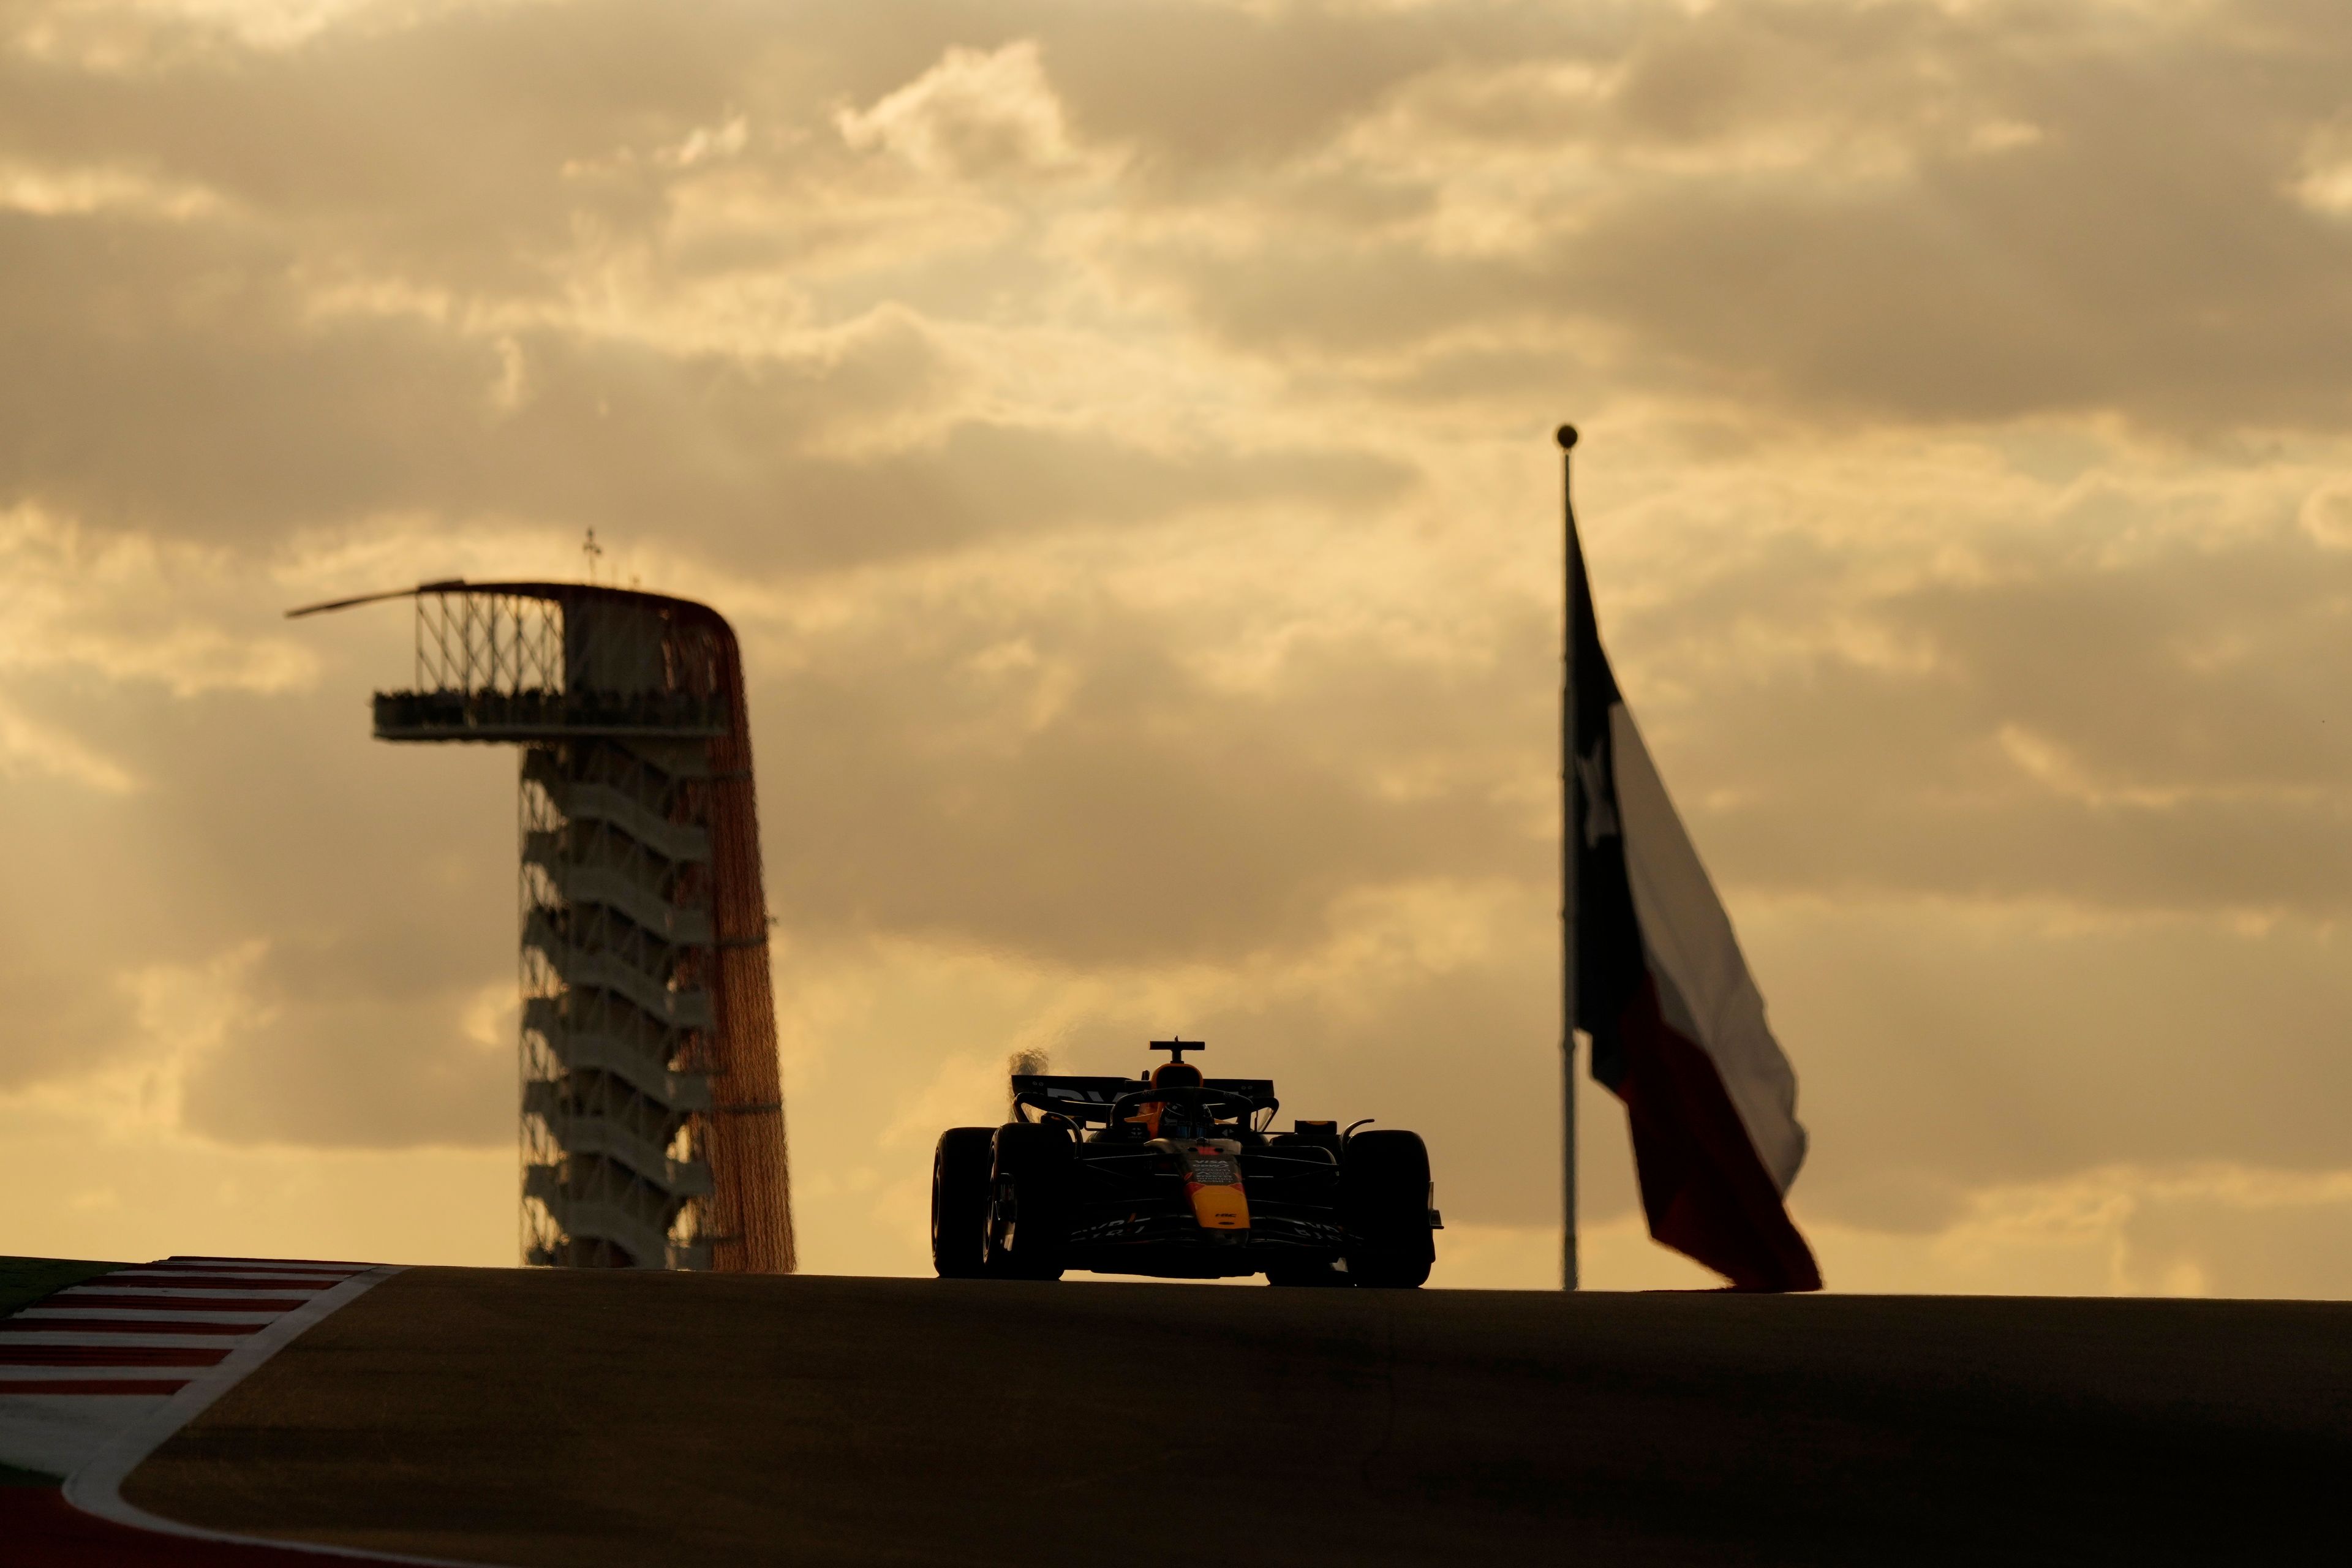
[1, 1256, 472, 1564]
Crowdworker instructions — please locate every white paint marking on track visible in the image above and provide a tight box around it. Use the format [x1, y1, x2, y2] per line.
[0, 1333, 245, 1349]
[64, 1265, 480, 1563]
[2, 1255, 487, 1564]
[15, 1306, 287, 1316]
[0, 1257, 371, 1472]
[62, 1279, 331, 1286]
[104, 1289, 360, 1296]
[0, 1365, 225, 1380]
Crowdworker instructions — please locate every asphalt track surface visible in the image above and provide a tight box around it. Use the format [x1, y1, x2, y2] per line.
[53, 1267, 2338, 1566]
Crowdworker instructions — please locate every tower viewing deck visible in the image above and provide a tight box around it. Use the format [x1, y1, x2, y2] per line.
[293, 581, 795, 1275]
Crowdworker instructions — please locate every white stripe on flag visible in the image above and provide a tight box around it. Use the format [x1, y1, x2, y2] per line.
[1608, 702, 1809, 1191]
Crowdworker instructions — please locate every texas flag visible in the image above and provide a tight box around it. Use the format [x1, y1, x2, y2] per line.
[1573, 549, 1822, 1292]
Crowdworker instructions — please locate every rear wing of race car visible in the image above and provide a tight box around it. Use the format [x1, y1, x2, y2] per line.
[1011, 1074, 1276, 1126]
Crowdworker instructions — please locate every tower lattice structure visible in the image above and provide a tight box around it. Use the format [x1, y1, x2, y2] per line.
[297, 581, 795, 1273]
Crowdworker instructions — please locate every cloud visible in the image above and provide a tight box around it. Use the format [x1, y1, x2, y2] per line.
[0, 697, 138, 792]
[0, 206, 1405, 559]
[177, 967, 513, 1148]
[2298, 474, 2352, 547]
[1800, 1162, 2352, 1299]
[0, 505, 317, 696]
[0, 156, 225, 218]
[1604, 507, 2352, 919]
[837, 40, 1083, 179]
[1090, 0, 2352, 431]
[1745, 896, 2352, 1229]
[761, 576, 1541, 965]
[0, 952, 141, 1090]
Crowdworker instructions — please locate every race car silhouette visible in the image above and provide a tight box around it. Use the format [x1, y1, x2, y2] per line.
[930, 1039, 1441, 1287]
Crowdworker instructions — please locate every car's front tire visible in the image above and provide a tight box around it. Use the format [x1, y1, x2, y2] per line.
[984, 1122, 1072, 1281]
[1343, 1129, 1435, 1289]
[932, 1127, 995, 1278]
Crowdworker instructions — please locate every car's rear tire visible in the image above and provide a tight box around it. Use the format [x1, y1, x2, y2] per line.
[1343, 1129, 1435, 1289]
[984, 1122, 1072, 1281]
[932, 1127, 995, 1278]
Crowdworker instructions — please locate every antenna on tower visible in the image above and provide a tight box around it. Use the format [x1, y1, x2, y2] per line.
[582, 529, 604, 583]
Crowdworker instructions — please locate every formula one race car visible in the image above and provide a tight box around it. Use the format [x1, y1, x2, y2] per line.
[930, 1040, 1441, 1287]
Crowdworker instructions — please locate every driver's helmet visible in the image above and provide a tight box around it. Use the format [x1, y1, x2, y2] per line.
[1158, 1098, 1216, 1141]
[1136, 1061, 1207, 1139]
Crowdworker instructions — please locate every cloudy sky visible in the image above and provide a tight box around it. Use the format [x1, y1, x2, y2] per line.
[4, 0, 2351, 1295]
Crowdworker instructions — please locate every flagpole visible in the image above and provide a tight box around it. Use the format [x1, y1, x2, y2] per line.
[1558, 422, 1580, 1292]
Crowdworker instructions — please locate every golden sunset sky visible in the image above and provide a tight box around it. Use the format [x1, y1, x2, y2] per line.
[4, 0, 2350, 1295]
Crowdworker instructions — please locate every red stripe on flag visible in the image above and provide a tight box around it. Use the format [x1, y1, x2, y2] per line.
[1607, 975, 1822, 1292]
[0, 1379, 192, 1395]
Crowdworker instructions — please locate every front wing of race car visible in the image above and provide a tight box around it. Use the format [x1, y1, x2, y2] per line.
[1059, 1140, 1346, 1279]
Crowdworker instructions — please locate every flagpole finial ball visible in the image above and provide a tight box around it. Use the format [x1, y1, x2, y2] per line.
[1556, 424, 1579, 450]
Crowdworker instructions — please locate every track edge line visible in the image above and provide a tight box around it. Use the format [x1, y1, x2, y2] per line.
[62, 1264, 484, 1566]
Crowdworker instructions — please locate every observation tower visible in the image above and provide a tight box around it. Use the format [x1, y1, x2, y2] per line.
[293, 581, 796, 1273]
